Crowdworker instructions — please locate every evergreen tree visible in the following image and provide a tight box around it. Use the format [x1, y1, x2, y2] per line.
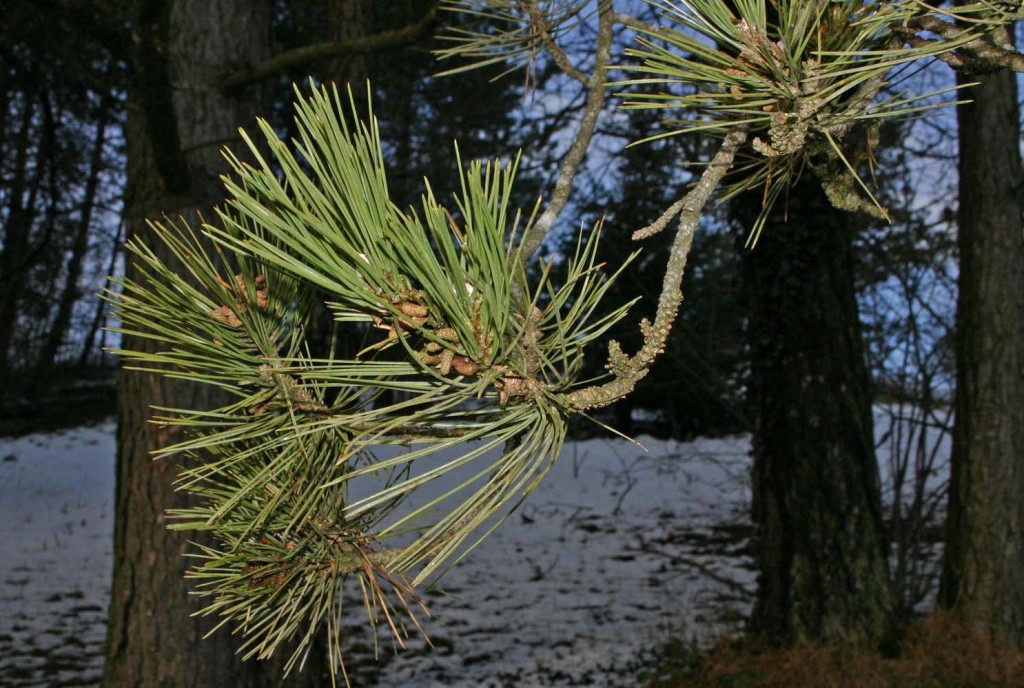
[103, 0, 1024, 681]
[733, 180, 892, 644]
[941, 24, 1024, 645]
[0, 0, 124, 386]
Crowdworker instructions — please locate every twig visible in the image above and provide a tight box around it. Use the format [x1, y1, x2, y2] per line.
[612, 11, 664, 37]
[517, 0, 615, 260]
[893, 14, 1024, 74]
[632, 194, 688, 240]
[521, 0, 589, 85]
[568, 127, 748, 410]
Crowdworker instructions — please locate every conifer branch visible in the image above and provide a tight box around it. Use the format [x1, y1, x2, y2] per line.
[892, 16, 1024, 73]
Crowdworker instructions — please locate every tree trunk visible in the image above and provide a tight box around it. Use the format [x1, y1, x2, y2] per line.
[36, 116, 109, 376]
[102, 1, 322, 685]
[739, 180, 892, 645]
[939, 44, 1024, 644]
[79, 220, 124, 368]
[326, 0, 372, 86]
[0, 102, 39, 380]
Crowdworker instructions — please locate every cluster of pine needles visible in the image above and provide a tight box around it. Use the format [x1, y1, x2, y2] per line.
[108, 82, 634, 682]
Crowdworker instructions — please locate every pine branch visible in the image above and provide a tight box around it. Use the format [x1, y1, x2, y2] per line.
[892, 14, 1024, 74]
[110, 81, 639, 681]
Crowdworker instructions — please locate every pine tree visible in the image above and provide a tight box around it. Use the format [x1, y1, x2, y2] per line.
[106, 0, 1024, 681]
[941, 22, 1024, 645]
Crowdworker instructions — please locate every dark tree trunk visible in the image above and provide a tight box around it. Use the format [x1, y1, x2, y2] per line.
[0, 102, 39, 379]
[79, 220, 124, 368]
[36, 116, 109, 376]
[102, 1, 322, 685]
[326, 0, 371, 85]
[739, 180, 892, 645]
[940, 45, 1024, 644]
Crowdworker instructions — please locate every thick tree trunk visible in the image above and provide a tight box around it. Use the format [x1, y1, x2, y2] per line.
[939, 52, 1024, 644]
[102, 2, 322, 685]
[739, 180, 892, 645]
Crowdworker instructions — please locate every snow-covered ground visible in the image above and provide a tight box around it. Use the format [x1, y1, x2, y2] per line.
[0, 422, 757, 687]
[0, 423, 115, 687]
[2, 404, 949, 687]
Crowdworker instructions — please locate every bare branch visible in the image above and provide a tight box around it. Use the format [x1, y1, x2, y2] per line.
[568, 127, 749, 410]
[522, 0, 589, 84]
[632, 194, 688, 240]
[893, 15, 1024, 74]
[611, 11, 661, 37]
[518, 0, 614, 260]
[222, 4, 439, 91]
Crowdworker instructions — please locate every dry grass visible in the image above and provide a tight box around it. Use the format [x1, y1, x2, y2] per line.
[648, 612, 1024, 688]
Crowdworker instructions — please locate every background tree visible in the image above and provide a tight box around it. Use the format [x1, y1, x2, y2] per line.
[0, 1, 125, 394]
[940, 23, 1024, 644]
[733, 180, 892, 645]
[870, 290, 956, 620]
[634, 0, 956, 647]
[99, 1, 293, 685]
[856, 111, 958, 621]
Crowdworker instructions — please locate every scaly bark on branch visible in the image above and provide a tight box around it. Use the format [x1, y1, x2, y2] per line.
[517, 0, 614, 260]
[521, 0, 589, 85]
[892, 13, 1024, 74]
[568, 127, 748, 410]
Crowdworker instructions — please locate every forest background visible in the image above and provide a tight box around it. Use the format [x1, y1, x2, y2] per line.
[1, 1, 1022, 686]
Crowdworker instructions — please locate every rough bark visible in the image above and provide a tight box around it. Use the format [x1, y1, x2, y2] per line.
[739, 180, 892, 645]
[326, 0, 372, 86]
[102, 1, 322, 685]
[939, 54, 1024, 645]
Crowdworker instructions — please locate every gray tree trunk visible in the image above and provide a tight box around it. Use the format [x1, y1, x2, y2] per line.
[102, 1, 322, 685]
[940, 39, 1024, 644]
[739, 180, 893, 645]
